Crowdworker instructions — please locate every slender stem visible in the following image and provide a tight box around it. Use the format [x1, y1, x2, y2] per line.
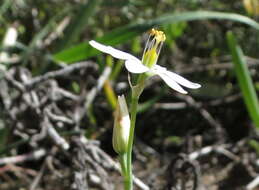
[123, 74, 145, 190]
[125, 96, 139, 190]
[119, 153, 129, 189]
[119, 153, 127, 176]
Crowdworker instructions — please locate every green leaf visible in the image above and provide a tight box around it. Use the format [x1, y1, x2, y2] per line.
[0, 0, 11, 24]
[227, 31, 259, 127]
[53, 11, 259, 63]
[56, 0, 102, 50]
[248, 139, 259, 156]
[0, 120, 7, 153]
[137, 87, 165, 113]
[21, 8, 71, 65]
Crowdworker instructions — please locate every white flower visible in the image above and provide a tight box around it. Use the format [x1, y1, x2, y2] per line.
[89, 29, 201, 94]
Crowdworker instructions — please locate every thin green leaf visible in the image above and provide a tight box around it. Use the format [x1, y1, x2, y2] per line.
[0, 0, 11, 24]
[227, 31, 259, 127]
[53, 10, 259, 63]
[0, 120, 7, 153]
[56, 0, 101, 50]
[21, 8, 71, 65]
[137, 87, 165, 113]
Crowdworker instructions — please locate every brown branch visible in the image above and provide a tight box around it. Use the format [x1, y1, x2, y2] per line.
[24, 61, 97, 90]
[0, 149, 46, 166]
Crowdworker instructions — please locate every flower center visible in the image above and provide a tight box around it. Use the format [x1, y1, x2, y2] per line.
[142, 28, 166, 68]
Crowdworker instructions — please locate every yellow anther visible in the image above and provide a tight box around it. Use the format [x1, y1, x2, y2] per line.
[142, 28, 166, 67]
[149, 28, 166, 42]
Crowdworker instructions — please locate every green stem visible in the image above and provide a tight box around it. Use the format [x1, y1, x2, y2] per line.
[124, 75, 145, 190]
[119, 153, 129, 189]
[125, 96, 139, 190]
[119, 153, 127, 176]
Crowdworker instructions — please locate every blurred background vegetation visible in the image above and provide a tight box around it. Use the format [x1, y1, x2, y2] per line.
[1, 0, 259, 189]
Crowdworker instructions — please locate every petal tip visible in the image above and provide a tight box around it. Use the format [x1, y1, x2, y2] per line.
[192, 83, 201, 89]
[177, 89, 188, 94]
[89, 40, 97, 46]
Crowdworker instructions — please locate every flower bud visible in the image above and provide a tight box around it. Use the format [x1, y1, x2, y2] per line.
[112, 95, 130, 154]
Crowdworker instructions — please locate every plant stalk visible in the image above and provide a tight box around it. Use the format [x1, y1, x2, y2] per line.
[125, 95, 139, 190]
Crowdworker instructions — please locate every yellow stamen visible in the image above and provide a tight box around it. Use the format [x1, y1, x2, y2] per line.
[149, 28, 166, 43]
[142, 29, 166, 67]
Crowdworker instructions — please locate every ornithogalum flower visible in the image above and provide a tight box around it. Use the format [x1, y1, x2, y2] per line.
[89, 29, 201, 94]
[112, 95, 130, 155]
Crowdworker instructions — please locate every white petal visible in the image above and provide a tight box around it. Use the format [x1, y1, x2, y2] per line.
[165, 71, 201, 89]
[153, 65, 201, 89]
[157, 72, 188, 94]
[152, 65, 167, 73]
[89, 40, 138, 60]
[125, 59, 149, 74]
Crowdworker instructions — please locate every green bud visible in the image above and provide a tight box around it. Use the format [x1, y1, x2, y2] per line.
[112, 95, 130, 154]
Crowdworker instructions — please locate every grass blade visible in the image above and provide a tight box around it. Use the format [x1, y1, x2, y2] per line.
[0, 0, 11, 24]
[227, 31, 259, 127]
[56, 0, 101, 50]
[53, 10, 259, 63]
